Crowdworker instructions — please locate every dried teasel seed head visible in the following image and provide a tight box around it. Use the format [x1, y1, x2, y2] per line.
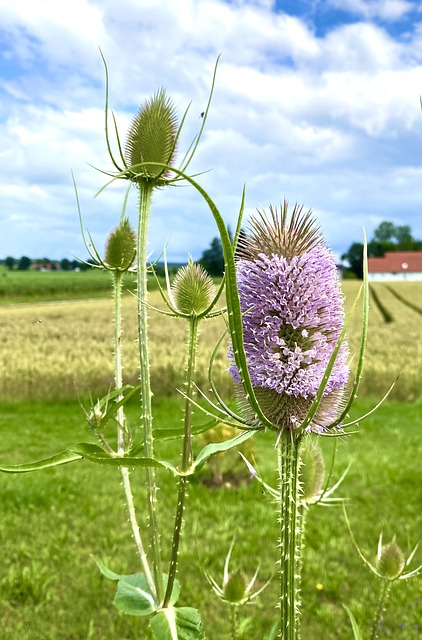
[104, 218, 136, 271]
[376, 538, 406, 580]
[299, 438, 325, 504]
[125, 88, 178, 184]
[171, 260, 215, 316]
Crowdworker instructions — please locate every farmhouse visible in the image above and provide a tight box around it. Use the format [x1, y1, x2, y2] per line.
[368, 251, 422, 282]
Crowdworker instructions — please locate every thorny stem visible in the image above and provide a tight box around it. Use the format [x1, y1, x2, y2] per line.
[278, 433, 302, 640]
[230, 604, 239, 640]
[112, 270, 156, 598]
[137, 183, 164, 605]
[370, 580, 391, 640]
[163, 316, 199, 607]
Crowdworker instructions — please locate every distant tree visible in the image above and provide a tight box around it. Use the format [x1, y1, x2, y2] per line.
[4, 256, 16, 270]
[373, 221, 396, 243]
[198, 226, 233, 277]
[341, 242, 364, 279]
[343, 221, 422, 277]
[60, 258, 72, 271]
[198, 237, 224, 276]
[17, 256, 31, 271]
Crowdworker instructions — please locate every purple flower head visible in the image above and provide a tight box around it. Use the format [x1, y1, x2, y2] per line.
[229, 203, 349, 433]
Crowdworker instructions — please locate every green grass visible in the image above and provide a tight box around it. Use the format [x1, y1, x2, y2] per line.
[0, 269, 139, 303]
[0, 396, 421, 639]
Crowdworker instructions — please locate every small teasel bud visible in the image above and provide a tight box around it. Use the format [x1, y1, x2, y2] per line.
[104, 218, 136, 271]
[223, 570, 249, 603]
[87, 402, 104, 430]
[299, 438, 325, 504]
[171, 259, 215, 316]
[125, 88, 178, 184]
[376, 538, 405, 580]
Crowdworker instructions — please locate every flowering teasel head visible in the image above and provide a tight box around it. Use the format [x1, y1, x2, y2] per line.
[229, 202, 350, 434]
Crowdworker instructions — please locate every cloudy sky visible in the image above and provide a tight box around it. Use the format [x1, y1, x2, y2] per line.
[1, 0, 422, 264]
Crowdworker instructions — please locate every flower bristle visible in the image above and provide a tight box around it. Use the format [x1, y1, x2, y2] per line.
[237, 201, 323, 261]
[125, 88, 178, 183]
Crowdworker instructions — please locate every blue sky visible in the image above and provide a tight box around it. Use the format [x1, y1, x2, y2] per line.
[1, 0, 422, 264]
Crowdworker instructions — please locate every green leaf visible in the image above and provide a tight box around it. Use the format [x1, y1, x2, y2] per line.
[264, 621, 279, 640]
[0, 448, 83, 473]
[194, 430, 256, 469]
[154, 418, 218, 441]
[343, 606, 364, 640]
[150, 607, 205, 640]
[113, 573, 158, 616]
[93, 557, 181, 617]
[69, 443, 178, 473]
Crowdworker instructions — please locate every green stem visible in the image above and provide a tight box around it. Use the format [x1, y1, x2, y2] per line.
[230, 604, 239, 640]
[163, 316, 199, 607]
[137, 183, 164, 605]
[278, 433, 302, 640]
[112, 270, 156, 599]
[370, 580, 391, 640]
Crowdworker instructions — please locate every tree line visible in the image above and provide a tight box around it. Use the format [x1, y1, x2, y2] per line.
[198, 221, 422, 280]
[1, 257, 92, 271]
[341, 221, 422, 279]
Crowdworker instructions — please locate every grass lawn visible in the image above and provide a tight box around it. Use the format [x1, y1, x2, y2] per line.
[0, 396, 421, 639]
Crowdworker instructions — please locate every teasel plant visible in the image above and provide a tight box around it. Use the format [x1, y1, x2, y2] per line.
[167, 189, 397, 639]
[87, 53, 222, 612]
[343, 507, 422, 640]
[201, 538, 273, 640]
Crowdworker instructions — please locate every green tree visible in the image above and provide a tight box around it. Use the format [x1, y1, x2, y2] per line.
[341, 242, 364, 279]
[199, 237, 224, 276]
[199, 226, 233, 277]
[4, 256, 16, 270]
[17, 256, 31, 271]
[373, 221, 396, 243]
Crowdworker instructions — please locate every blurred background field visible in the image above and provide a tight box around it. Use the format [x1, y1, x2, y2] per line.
[0, 277, 421, 402]
[0, 272, 421, 639]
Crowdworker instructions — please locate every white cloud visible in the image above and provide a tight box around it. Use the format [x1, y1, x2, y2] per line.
[328, 0, 414, 21]
[0, 0, 422, 262]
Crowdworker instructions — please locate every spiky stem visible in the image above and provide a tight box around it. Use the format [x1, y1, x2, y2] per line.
[370, 580, 391, 640]
[137, 182, 164, 605]
[163, 316, 199, 607]
[111, 270, 156, 598]
[277, 433, 302, 640]
[230, 604, 239, 640]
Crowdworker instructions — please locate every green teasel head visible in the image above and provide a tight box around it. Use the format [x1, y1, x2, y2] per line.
[125, 88, 179, 186]
[223, 570, 250, 604]
[376, 536, 406, 581]
[171, 259, 215, 316]
[104, 217, 136, 271]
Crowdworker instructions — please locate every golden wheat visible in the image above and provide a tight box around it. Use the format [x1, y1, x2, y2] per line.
[0, 282, 420, 402]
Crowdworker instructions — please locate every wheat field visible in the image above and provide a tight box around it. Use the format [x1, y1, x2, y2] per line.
[0, 281, 420, 402]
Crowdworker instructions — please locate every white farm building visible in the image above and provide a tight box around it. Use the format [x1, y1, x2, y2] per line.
[368, 251, 422, 282]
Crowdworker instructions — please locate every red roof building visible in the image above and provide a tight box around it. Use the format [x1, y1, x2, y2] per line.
[368, 251, 422, 281]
